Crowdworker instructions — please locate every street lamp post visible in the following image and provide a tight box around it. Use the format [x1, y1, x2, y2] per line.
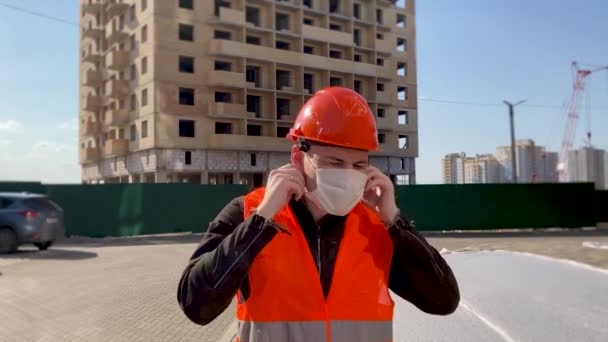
[503, 99, 527, 183]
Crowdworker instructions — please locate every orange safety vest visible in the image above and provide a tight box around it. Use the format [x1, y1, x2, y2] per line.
[237, 187, 395, 342]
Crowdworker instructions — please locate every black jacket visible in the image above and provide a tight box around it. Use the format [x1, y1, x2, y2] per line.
[177, 196, 460, 325]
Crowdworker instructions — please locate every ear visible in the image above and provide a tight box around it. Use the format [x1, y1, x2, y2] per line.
[290, 144, 304, 171]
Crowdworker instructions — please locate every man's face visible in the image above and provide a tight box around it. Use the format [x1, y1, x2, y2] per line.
[292, 143, 369, 192]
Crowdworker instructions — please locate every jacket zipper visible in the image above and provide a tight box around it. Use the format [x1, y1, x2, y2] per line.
[316, 224, 322, 278]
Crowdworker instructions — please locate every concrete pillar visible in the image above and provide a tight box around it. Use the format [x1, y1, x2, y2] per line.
[155, 171, 168, 183]
[234, 172, 241, 185]
[128, 175, 135, 184]
[409, 173, 416, 185]
[139, 174, 145, 183]
[200, 171, 209, 184]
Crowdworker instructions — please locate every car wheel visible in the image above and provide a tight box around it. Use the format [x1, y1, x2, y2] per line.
[34, 241, 53, 251]
[0, 228, 18, 254]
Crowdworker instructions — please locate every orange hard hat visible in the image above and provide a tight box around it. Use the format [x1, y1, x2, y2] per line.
[287, 86, 379, 151]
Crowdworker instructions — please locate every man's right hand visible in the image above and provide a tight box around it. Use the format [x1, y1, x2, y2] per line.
[256, 164, 305, 220]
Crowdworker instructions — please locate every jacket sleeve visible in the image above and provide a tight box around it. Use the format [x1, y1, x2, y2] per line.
[387, 216, 460, 315]
[177, 197, 279, 325]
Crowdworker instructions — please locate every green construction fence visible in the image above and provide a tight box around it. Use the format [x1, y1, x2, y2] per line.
[0, 182, 605, 236]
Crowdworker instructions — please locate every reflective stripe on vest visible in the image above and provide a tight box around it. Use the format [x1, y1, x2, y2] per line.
[237, 320, 393, 342]
[237, 187, 395, 342]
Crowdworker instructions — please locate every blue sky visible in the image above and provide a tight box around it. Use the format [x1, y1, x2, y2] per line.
[0, 0, 607, 184]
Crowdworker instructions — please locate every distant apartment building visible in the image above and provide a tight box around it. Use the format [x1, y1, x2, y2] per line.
[442, 153, 501, 184]
[446, 139, 558, 184]
[79, 0, 419, 185]
[495, 139, 558, 183]
[568, 147, 607, 190]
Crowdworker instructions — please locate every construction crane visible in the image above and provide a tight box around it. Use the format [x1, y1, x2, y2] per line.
[555, 61, 608, 182]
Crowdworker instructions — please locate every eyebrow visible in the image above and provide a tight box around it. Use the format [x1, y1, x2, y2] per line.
[324, 156, 368, 165]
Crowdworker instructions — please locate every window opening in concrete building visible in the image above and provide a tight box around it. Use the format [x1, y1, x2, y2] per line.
[214, 30, 232, 40]
[141, 25, 147, 43]
[141, 0, 147, 11]
[185, 151, 192, 165]
[376, 9, 383, 24]
[141, 120, 148, 138]
[330, 77, 342, 86]
[246, 66, 261, 87]
[304, 73, 314, 94]
[376, 58, 384, 65]
[276, 41, 290, 50]
[215, 122, 233, 134]
[214, 60, 232, 71]
[397, 14, 406, 28]
[354, 79, 362, 93]
[179, 0, 194, 10]
[119, 128, 125, 139]
[377, 83, 384, 91]
[398, 62, 407, 76]
[377, 108, 385, 117]
[130, 124, 136, 141]
[130, 94, 137, 111]
[179, 120, 195, 137]
[400, 158, 406, 169]
[276, 13, 289, 31]
[303, 45, 314, 54]
[276, 70, 291, 89]
[179, 24, 194, 41]
[330, 23, 341, 31]
[130, 34, 136, 49]
[329, 50, 342, 59]
[246, 7, 260, 26]
[247, 95, 262, 117]
[129, 5, 135, 21]
[277, 126, 290, 137]
[353, 3, 360, 18]
[397, 37, 407, 51]
[141, 56, 148, 74]
[353, 29, 361, 46]
[303, 0, 313, 8]
[303, 18, 313, 25]
[141, 88, 148, 106]
[354, 54, 362, 62]
[330, 0, 339, 13]
[398, 86, 407, 100]
[378, 133, 386, 144]
[215, 91, 232, 103]
[398, 110, 408, 125]
[247, 124, 262, 136]
[179, 56, 195, 73]
[399, 135, 409, 149]
[246, 35, 261, 45]
[276, 98, 290, 118]
[179, 88, 195, 105]
[250, 153, 257, 166]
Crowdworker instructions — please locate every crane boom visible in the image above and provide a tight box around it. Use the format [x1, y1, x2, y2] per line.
[556, 62, 608, 181]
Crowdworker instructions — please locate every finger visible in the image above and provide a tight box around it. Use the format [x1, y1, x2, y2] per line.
[365, 179, 384, 192]
[284, 179, 305, 201]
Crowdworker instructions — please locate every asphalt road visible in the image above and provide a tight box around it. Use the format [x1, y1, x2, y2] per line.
[394, 250, 608, 342]
[1, 235, 607, 341]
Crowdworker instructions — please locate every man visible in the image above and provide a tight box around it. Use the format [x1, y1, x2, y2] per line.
[177, 87, 459, 341]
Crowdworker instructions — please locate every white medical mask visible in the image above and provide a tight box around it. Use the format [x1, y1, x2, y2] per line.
[304, 167, 368, 216]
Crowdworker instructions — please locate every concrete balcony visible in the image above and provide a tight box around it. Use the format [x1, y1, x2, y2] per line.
[376, 38, 394, 54]
[207, 134, 293, 152]
[82, 26, 103, 40]
[207, 102, 246, 117]
[377, 65, 393, 79]
[106, 79, 130, 98]
[106, 50, 130, 70]
[82, 53, 102, 64]
[83, 69, 102, 87]
[209, 7, 245, 27]
[106, 1, 129, 18]
[278, 114, 295, 122]
[106, 26, 128, 45]
[105, 108, 129, 126]
[82, 147, 101, 163]
[83, 121, 100, 136]
[302, 24, 352, 46]
[207, 39, 378, 77]
[104, 138, 129, 157]
[376, 91, 393, 104]
[206, 70, 245, 88]
[82, 1, 103, 14]
[83, 95, 102, 112]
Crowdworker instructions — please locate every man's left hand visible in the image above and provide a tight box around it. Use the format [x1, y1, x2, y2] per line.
[362, 166, 399, 225]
